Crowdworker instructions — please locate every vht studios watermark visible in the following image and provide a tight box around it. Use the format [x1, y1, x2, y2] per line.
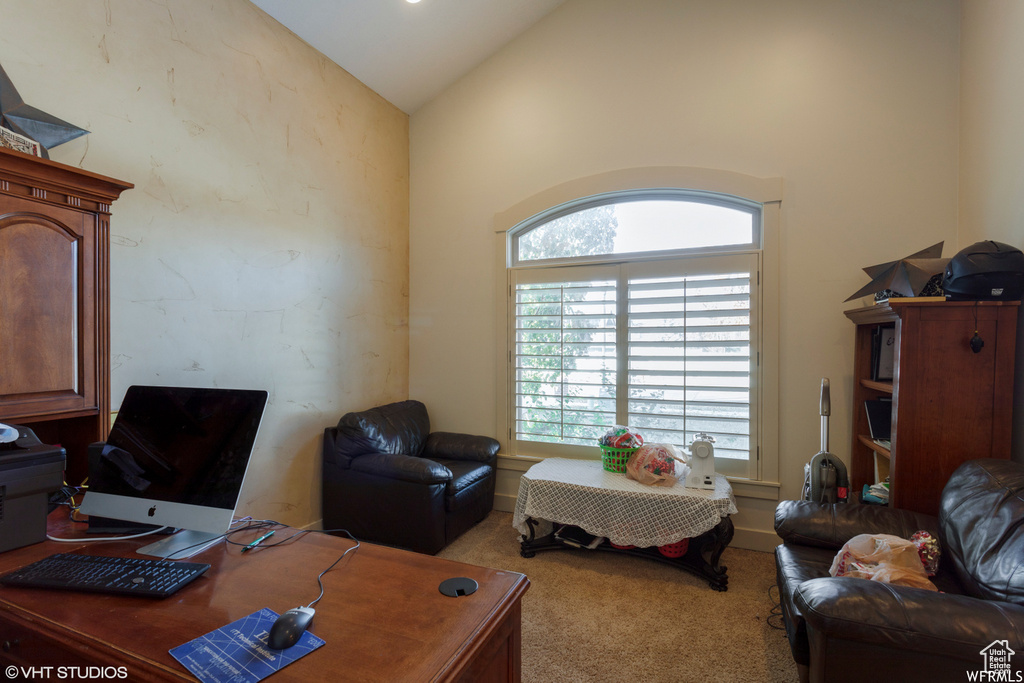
[5, 666, 127, 680]
[968, 640, 1022, 682]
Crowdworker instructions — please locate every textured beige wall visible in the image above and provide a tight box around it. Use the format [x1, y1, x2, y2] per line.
[960, 0, 1024, 462]
[409, 0, 960, 547]
[1, 0, 409, 527]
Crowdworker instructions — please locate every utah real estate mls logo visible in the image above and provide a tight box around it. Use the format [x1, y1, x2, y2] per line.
[970, 640, 1021, 682]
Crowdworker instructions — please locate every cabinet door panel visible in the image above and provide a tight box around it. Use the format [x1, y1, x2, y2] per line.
[892, 308, 999, 513]
[0, 201, 94, 417]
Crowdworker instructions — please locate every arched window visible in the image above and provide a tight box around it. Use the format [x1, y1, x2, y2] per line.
[513, 190, 760, 265]
[501, 182, 777, 482]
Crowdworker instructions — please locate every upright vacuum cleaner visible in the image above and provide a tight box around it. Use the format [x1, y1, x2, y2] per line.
[801, 378, 850, 504]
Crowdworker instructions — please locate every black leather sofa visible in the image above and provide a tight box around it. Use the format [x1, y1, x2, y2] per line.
[774, 458, 1024, 683]
[322, 400, 500, 555]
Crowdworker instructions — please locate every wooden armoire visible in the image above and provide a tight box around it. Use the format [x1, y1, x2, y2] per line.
[0, 147, 132, 482]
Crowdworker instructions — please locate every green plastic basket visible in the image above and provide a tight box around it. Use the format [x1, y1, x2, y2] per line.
[600, 445, 638, 473]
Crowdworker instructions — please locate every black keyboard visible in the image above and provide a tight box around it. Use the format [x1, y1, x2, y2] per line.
[0, 553, 210, 598]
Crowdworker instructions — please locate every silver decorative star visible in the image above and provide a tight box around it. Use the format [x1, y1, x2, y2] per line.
[0, 62, 88, 159]
[845, 242, 949, 302]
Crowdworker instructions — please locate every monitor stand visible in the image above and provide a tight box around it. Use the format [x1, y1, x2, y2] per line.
[137, 530, 223, 559]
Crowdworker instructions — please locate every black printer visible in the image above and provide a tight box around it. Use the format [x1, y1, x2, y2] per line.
[0, 424, 65, 553]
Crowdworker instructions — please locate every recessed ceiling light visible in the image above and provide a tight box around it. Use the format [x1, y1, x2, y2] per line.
[406, 0, 422, 4]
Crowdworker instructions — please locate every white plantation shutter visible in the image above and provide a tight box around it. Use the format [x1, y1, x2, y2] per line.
[512, 265, 619, 458]
[625, 255, 757, 478]
[510, 255, 759, 476]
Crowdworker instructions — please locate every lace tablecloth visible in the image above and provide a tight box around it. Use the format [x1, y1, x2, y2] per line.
[512, 457, 738, 548]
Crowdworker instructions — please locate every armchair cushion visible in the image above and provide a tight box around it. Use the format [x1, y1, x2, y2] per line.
[436, 459, 493, 497]
[333, 400, 430, 464]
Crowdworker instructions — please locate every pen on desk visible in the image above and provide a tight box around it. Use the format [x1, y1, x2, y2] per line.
[241, 530, 275, 553]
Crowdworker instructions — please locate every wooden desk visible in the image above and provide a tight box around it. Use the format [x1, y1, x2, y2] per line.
[0, 513, 528, 682]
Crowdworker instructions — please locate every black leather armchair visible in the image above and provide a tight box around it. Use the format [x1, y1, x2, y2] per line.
[322, 400, 500, 555]
[774, 458, 1024, 683]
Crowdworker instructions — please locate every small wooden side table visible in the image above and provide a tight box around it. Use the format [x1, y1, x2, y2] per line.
[512, 458, 737, 591]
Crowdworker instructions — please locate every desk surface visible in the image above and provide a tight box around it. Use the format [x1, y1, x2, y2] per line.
[0, 513, 528, 682]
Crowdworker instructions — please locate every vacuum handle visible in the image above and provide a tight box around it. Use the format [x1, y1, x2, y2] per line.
[820, 378, 830, 452]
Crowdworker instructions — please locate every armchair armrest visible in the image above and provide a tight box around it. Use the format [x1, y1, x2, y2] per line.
[796, 577, 1024, 661]
[423, 432, 500, 464]
[775, 500, 939, 551]
[322, 427, 347, 467]
[350, 452, 453, 485]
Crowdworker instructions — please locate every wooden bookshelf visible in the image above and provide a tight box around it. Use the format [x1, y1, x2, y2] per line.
[845, 299, 1019, 515]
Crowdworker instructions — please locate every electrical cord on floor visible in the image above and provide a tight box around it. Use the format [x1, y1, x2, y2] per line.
[767, 584, 787, 631]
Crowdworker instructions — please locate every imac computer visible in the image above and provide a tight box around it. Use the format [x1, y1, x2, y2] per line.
[78, 385, 268, 559]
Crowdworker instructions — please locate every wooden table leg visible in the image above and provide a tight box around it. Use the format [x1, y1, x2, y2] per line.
[677, 516, 734, 591]
[517, 516, 735, 591]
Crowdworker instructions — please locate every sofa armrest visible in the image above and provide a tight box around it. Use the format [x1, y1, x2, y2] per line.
[423, 432, 499, 464]
[775, 500, 939, 551]
[350, 452, 453, 485]
[796, 577, 1024, 661]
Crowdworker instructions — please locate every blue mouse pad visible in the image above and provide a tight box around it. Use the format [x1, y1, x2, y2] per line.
[171, 608, 325, 683]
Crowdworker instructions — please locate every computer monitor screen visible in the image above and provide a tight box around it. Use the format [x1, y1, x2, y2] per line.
[79, 385, 268, 558]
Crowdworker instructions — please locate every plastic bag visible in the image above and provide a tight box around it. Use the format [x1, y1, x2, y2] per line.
[598, 425, 644, 449]
[626, 443, 685, 487]
[911, 531, 941, 576]
[830, 533, 937, 591]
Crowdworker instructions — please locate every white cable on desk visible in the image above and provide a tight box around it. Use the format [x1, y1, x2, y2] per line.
[46, 527, 169, 543]
[45, 516, 256, 548]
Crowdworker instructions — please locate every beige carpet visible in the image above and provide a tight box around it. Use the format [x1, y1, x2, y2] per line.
[438, 511, 799, 683]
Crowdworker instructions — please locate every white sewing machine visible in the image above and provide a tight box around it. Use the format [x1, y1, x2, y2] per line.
[685, 433, 716, 490]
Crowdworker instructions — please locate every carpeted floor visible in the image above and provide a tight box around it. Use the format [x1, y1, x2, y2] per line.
[438, 511, 799, 683]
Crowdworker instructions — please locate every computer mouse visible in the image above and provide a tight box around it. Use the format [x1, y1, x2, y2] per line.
[267, 606, 315, 650]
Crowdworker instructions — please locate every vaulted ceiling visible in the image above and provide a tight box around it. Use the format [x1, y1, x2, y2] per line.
[250, 0, 566, 114]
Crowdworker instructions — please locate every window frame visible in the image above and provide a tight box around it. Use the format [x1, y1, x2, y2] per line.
[511, 188, 762, 268]
[494, 168, 782, 488]
[510, 252, 759, 478]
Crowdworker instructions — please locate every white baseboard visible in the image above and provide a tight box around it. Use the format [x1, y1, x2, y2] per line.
[494, 491, 517, 513]
[731, 527, 779, 553]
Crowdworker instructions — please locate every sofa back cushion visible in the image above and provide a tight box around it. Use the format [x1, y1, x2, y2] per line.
[939, 458, 1024, 605]
[334, 400, 430, 462]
